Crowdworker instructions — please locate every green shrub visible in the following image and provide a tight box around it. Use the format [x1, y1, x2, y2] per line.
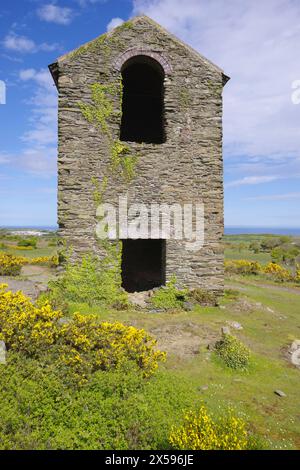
[17, 237, 37, 249]
[214, 333, 251, 370]
[46, 250, 128, 309]
[0, 353, 197, 450]
[151, 276, 188, 310]
[224, 288, 240, 301]
[188, 288, 219, 306]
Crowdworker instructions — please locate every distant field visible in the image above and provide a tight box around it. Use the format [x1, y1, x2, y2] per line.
[224, 233, 300, 264]
[0, 230, 57, 260]
[224, 248, 271, 263]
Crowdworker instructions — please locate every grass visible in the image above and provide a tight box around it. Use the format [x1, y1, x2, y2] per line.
[225, 248, 271, 263]
[0, 234, 57, 259]
[68, 279, 300, 449]
[1, 231, 299, 449]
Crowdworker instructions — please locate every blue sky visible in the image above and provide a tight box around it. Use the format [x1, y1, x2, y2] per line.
[0, 0, 300, 227]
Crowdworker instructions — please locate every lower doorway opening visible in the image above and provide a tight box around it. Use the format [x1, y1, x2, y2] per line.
[121, 239, 166, 293]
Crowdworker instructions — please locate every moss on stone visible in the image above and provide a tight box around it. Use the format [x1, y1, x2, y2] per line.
[79, 81, 138, 185]
[111, 140, 138, 183]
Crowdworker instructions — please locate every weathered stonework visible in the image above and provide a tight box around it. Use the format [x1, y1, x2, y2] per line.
[49, 15, 229, 294]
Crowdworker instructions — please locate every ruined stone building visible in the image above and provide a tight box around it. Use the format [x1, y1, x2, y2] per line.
[49, 15, 229, 294]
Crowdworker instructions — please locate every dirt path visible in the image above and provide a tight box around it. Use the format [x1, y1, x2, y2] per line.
[0, 276, 45, 300]
[0, 266, 53, 300]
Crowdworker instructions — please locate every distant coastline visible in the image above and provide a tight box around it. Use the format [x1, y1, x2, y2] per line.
[1, 226, 300, 236]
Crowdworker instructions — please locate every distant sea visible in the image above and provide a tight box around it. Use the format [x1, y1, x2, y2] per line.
[2, 226, 300, 236]
[225, 227, 300, 236]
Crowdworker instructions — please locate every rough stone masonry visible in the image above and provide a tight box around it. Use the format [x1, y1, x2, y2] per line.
[49, 15, 229, 295]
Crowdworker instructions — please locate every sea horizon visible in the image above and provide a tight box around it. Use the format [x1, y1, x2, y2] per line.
[1, 225, 300, 236]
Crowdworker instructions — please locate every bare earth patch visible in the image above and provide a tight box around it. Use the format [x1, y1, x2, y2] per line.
[149, 322, 218, 359]
[0, 265, 54, 301]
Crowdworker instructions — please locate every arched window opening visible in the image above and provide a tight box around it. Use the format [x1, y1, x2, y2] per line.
[120, 56, 165, 144]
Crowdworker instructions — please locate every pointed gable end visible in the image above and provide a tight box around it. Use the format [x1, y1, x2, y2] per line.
[49, 15, 229, 88]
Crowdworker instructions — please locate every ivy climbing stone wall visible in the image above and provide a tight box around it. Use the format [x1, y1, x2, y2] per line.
[51, 15, 228, 294]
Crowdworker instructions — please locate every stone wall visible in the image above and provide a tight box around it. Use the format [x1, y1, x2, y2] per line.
[54, 16, 226, 294]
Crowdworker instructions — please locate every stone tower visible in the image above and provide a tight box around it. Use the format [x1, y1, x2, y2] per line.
[49, 15, 229, 294]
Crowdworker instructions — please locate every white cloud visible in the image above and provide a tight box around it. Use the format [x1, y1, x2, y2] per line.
[107, 17, 125, 31]
[132, 0, 300, 176]
[246, 192, 300, 201]
[20, 68, 54, 89]
[0, 154, 9, 164]
[37, 4, 74, 25]
[225, 175, 279, 188]
[6, 68, 59, 176]
[3, 33, 58, 53]
[3, 33, 35, 52]
[0, 148, 57, 176]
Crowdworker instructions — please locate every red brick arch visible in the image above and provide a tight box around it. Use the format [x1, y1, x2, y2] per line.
[113, 48, 173, 75]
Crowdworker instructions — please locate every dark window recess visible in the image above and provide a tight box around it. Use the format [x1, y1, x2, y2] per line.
[120, 56, 165, 144]
[121, 239, 166, 292]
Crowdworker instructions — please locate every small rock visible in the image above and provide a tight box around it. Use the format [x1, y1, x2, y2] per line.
[290, 339, 300, 352]
[0, 341, 7, 365]
[274, 390, 286, 397]
[291, 350, 300, 367]
[266, 307, 274, 313]
[128, 291, 149, 309]
[183, 301, 194, 311]
[58, 317, 71, 325]
[227, 321, 243, 330]
[148, 309, 164, 314]
[288, 340, 300, 368]
[219, 305, 226, 310]
[198, 385, 209, 391]
[37, 284, 49, 294]
[221, 326, 231, 335]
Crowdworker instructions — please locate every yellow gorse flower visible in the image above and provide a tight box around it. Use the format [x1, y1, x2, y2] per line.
[169, 405, 248, 450]
[0, 253, 58, 276]
[0, 285, 166, 384]
[225, 259, 295, 282]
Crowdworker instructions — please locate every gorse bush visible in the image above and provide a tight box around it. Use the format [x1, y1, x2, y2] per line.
[225, 260, 261, 275]
[59, 313, 166, 383]
[151, 276, 188, 310]
[0, 253, 23, 275]
[296, 264, 300, 283]
[0, 284, 62, 354]
[169, 405, 248, 450]
[0, 284, 165, 385]
[264, 262, 292, 282]
[47, 250, 128, 309]
[225, 259, 298, 283]
[0, 253, 58, 276]
[215, 333, 251, 370]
